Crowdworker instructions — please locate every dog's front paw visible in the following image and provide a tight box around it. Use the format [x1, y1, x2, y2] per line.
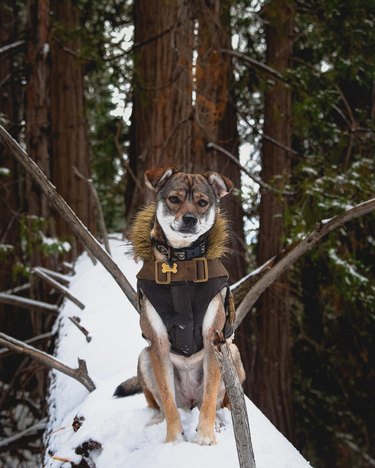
[165, 422, 184, 443]
[193, 428, 216, 446]
[165, 431, 184, 444]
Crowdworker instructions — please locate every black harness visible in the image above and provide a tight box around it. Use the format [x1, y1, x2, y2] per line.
[137, 239, 233, 357]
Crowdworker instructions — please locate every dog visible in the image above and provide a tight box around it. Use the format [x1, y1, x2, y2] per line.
[114, 167, 245, 445]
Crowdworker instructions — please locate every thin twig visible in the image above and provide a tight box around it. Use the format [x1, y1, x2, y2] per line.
[0, 331, 54, 357]
[36, 266, 71, 286]
[207, 142, 293, 195]
[73, 166, 111, 256]
[2, 282, 31, 295]
[0, 418, 47, 449]
[0, 124, 138, 312]
[0, 292, 59, 313]
[69, 316, 92, 343]
[234, 198, 375, 329]
[221, 48, 286, 82]
[0, 332, 95, 392]
[0, 40, 25, 57]
[32, 267, 85, 309]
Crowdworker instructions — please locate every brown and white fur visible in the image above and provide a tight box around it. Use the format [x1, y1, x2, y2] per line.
[118, 167, 245, 446]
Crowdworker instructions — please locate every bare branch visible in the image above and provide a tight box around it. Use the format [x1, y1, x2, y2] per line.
[0, 418, 47, 449]
[2, 283, 31, 295]
[213, 332, 256, 468]
[0, 292, 59, 313]
[221, 48, 286, 83]
[69, 316, 92, 343]
[0, 124, 138, 312]
[0, 40, 25, 57]
[234, 198, 375, 329]
[36, 266, 71, 286]
[207, 142, 293, 195]
[32, 267, 85, 310]
[0, 331, 54, 358]
[73, 166, 111, 256]
[0, 332, 95, 392]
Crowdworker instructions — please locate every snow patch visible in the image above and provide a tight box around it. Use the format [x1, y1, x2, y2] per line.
[45, 238, 311, 468]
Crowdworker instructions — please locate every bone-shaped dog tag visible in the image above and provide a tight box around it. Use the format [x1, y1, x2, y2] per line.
[161, 262, 177, 274]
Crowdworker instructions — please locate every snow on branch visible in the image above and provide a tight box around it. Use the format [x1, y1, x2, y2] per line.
[0, 124, 138, 312]
[234, 198, 375, 329]
[0, 332, 95, 392]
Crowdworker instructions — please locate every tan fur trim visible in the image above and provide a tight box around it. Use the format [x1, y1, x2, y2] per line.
[129, 203, 229, 261]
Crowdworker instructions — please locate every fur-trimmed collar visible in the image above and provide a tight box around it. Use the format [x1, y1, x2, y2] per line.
[129, 203, 229, 261]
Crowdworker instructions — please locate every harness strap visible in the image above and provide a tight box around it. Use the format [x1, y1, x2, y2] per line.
[137, 258, 228, 284]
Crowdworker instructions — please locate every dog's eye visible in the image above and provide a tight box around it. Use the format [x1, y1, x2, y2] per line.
[168, 196, 180, 204]
[198, 199, 208, 207]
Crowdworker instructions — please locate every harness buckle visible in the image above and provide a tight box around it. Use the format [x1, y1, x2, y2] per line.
[193, 257, 209, 283]
[155, 261, 177, 284]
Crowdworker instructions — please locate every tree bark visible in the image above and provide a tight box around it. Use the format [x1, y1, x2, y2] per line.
[236, 0, 295, 440]
[194, 0, 246, 282]
[127, 0, 194, 216]
[25, 0, 50, 222]
[128, 0, 246, 283]
[50, 0, 96, 249]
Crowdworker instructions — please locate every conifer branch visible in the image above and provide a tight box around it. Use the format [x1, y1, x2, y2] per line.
[234, 198, 375, 328]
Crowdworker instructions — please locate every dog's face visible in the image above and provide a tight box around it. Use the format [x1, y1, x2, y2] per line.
[145, 167, 233, 247]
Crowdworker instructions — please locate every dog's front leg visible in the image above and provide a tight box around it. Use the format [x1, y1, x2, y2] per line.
[140, 299, 184, 443]
[194, 293, 225, 446]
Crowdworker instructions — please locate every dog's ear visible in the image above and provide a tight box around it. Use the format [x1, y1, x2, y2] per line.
[203, 171, 234, 198]
[144, 167, 177, 191]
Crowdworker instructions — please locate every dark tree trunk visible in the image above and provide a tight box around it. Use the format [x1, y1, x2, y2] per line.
[126, 0, 194, 216]
[50, 0, 96, 253]
[236, 0, 295, 440]
[128, 0, 246, 282]
[0, 1, 33, 383]
[194, 0, 246, 282]
[25, 0, 50, 222]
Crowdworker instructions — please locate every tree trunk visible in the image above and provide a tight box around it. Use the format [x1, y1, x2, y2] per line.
[236, 0, 295, 440]
[194, 0, 246, 281]
[25, 0, 50, 222]
[126, 0, 194, 216]
[0, 0, 32, 382]
[128, 0, 246, 282]
[50, 0, 96, 252]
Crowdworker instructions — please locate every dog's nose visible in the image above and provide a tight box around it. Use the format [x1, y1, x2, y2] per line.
[182, 213, 198, 227]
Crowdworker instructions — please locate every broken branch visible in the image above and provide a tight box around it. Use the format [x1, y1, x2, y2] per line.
[32, 267, 85, 310]
[0, 418, 47, 449]
[0, 331, 54, 357]
[0, 124, 138, 312]
[213, 332, 256, 468]
[73, 166, 111, 256]
[0, 332, 95, 392]
[69, 316, 92, 343]
[234, 198, 375, 328]
[0, 292, 59, 313]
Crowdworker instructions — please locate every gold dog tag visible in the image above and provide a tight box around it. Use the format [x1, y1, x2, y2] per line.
[161, 262, 177, 274]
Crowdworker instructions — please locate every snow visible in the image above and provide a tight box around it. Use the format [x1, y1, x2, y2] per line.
[45, 237, 311, 468]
